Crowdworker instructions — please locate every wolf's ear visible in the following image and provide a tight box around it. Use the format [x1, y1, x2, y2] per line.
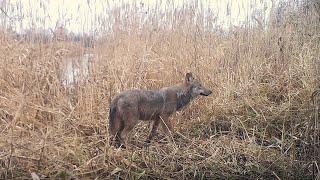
[185, 72, 193, 83]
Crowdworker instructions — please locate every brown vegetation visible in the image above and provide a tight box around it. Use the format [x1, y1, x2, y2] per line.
[0, 0, 319, 179]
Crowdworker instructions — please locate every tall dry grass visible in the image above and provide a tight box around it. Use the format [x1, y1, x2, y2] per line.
[0, 0, 319, 179]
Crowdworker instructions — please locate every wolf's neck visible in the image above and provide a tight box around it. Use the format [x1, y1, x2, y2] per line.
[176, 88, 193, 111]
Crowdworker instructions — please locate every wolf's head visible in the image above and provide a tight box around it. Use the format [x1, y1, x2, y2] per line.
[184, 72, 212, 98]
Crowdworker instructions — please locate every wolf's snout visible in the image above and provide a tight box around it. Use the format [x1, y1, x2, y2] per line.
[200, 89, 212, 96]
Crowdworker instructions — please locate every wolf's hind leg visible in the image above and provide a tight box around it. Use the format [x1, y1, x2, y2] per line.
[119, 111, 139, 147]
[109, 115, 124, 148]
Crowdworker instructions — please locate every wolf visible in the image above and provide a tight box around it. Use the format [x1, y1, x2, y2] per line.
[108, 72, 212, 148]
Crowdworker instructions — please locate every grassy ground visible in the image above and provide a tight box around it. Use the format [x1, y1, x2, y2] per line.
[0, 1, 319, 179]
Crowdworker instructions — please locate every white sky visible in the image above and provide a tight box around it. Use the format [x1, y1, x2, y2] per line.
[1, 0, 275, 34]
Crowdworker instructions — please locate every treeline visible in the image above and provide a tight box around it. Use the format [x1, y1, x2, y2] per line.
[6, 25, 95, 47]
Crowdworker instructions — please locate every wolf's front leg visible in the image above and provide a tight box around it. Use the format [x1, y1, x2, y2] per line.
[160, 117, 176, 144]
[145, 119, 161, 145]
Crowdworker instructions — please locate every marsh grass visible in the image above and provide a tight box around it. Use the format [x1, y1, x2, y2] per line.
[0, 0, 319, 179]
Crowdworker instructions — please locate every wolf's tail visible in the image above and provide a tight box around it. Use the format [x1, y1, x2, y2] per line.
[108, 101, 118, 136]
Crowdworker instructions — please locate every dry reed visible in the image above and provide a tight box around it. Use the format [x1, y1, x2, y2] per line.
[0, 0, 319, 179]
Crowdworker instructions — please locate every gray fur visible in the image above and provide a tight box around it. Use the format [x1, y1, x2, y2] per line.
[108, 72, 212, 147]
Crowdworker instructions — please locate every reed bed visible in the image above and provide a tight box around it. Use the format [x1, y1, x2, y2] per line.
[0, 0, 319, 179]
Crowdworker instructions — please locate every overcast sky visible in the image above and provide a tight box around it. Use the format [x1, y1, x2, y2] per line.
[1, 0, 274, 34]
